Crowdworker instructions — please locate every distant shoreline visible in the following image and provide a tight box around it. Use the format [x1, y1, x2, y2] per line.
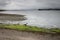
[0, 9, 60, 11]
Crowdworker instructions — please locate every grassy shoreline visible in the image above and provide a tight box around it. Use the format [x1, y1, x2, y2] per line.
[0, 24, 60, 33]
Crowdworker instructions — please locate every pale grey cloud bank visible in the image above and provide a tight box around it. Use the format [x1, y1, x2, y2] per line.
[0, 0, 60, 10]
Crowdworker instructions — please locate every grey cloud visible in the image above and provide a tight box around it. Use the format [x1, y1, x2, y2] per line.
[0, 0, 8, 9]
[36, 0, 60, 9]
[0, 0, 60, 10]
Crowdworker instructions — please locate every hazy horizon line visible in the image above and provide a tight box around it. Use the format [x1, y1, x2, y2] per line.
[0, 8, 60, 11]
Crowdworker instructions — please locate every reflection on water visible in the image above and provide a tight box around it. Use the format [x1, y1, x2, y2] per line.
[0, 10, 60, 28]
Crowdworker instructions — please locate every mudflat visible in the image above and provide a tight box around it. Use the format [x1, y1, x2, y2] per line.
[0, 29, 60, 40]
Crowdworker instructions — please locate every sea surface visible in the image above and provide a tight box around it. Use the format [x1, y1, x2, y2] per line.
[0, 10, 60, 28]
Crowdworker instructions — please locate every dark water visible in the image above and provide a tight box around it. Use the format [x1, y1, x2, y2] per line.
[0, 10, 60, 28]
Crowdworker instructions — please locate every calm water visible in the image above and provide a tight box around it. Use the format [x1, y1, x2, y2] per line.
[0, 10, 60, 28]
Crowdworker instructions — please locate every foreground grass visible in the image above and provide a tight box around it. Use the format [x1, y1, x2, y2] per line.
[0, 24, 60, 33]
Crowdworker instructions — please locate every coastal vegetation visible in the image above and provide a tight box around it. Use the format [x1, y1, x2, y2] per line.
[0, 24, 60, 33]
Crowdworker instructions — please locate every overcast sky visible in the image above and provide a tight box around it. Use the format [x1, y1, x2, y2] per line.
[0, 0, 60, 10]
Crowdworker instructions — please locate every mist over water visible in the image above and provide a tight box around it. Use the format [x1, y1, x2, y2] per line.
[0, 10, 60, 28]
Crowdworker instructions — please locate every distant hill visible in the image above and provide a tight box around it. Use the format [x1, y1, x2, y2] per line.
[0, 10, 6, 11]
[38, 8, 60, 10]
